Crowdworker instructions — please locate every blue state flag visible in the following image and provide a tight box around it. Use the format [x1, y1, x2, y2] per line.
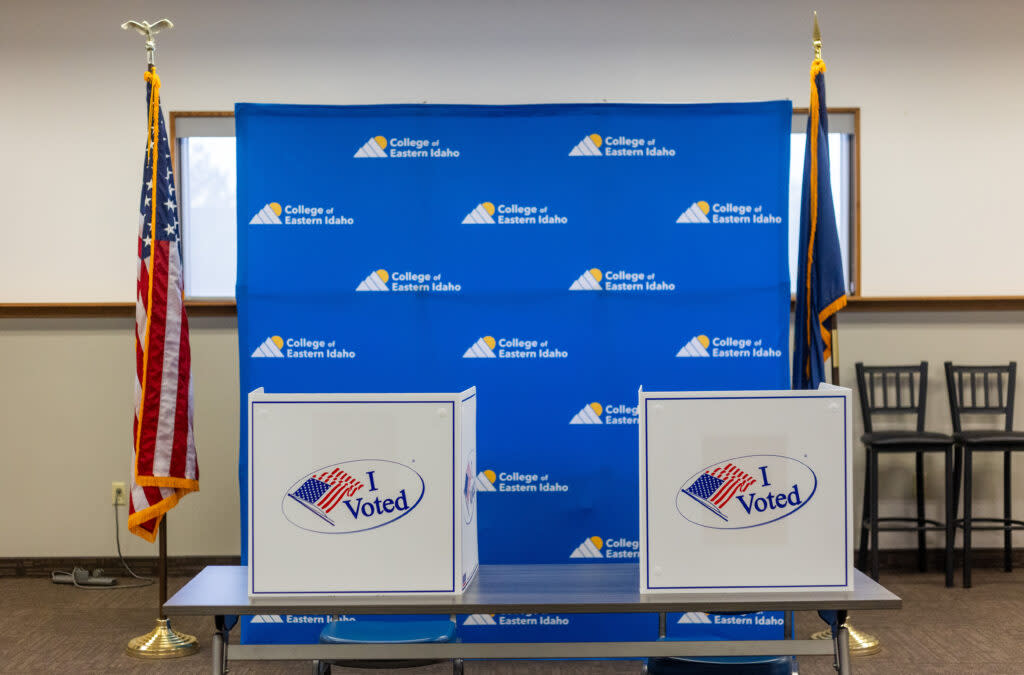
[793, 57, 847, 390]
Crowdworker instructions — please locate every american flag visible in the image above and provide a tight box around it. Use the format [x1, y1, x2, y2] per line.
[682, 463, 756, 521]
[127, 69, 199, 543]
[289, 468, 365, 525]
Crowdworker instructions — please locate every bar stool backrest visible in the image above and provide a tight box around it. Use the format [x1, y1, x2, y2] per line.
[855, 362, 929, 434]
[943, 361, 1017, 433]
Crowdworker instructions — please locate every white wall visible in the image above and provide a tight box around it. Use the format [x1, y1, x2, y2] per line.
[2, 0, 1024, 300]
[3, 1, 1024, 558]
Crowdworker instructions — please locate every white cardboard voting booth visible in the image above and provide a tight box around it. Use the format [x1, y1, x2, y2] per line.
[248, 388, 478, 597]
[639, 388, 853, 593]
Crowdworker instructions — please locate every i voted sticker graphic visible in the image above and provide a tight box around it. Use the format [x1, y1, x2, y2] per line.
[675, 454, 817, 530]
[283, 459, 424, 534]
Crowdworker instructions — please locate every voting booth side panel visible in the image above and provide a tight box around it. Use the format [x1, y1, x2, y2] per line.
[459, 389, 480, 590]
[248, 392, 465, 597]
[639, 390, 854, 594]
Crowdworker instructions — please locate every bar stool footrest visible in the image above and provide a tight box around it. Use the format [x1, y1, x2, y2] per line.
[861, 517, 946, 532]
[955, 518, 1024, 531]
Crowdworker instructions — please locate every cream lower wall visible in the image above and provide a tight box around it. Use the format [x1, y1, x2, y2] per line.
[0, 316, 240, 557]
[1, 311, 1021, 557]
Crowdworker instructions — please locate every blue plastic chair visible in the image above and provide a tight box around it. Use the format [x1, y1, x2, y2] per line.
[645, 611, 798, 675]
[646, 655, 797, 675]
[313, 617, 462, 674]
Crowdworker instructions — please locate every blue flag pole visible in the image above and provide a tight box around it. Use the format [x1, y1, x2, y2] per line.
[802, 12, 879, 657]
[792, 13, 847, 391]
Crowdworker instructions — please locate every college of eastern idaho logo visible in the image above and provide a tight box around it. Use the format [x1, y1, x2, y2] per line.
[676, 335, 711, 357]
[677, 201, 711, 223]
[462, 200, 567, 225]
[677, 200, 781, 224]
[354, 136, 388, 158]
[570, 402, 603, 424]
[570, 536, 604, 558]
[462, 336, 567, 359]
[569, 133, 677, 157]
[676, 334, 781, 359]
[463, 202, 495, 224]
[355, 269, 461, 293]
[569, 269, 602, 291]
[475, 470, 497, 492]
[569, 402, 637, 425]
[356, 269, 390, 291]
[248, 200, 352, 225]
[463, 614, 497, 626]
[354, 135, 460, 159]
[250, 202, 282, 224]
[250, 615, 350, 625]
[252, 335, 285, 358]
[463, 613, 570, 627]
[677, 612, 712, 624]
[251, 335, 355, 360]
[569, 134, 603, 156]
[570, 536, 638, 559]
[474, 469, 568, 494]
[463, 336, 497, 358]
[569, 268, 675, 292]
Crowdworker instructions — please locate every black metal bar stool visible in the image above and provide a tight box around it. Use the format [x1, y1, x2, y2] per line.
[855, 362, 956, 586]
[944, 361, 1024, 588]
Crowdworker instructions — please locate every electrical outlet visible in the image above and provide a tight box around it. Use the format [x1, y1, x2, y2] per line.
[111, 481, 126, 506]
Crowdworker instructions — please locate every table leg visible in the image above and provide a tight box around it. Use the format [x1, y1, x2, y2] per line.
[213, 615, 233, 675]
[211, 627, 224, 674]
[836, 620, 852, 674]
[817, 609, 852, 674]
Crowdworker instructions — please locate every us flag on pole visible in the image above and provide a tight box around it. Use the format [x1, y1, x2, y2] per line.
[127, 69, 199, 543]
[681, 463, 756, 522]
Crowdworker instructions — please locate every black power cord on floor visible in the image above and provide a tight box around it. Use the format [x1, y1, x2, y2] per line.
[50, 503, 155, 590]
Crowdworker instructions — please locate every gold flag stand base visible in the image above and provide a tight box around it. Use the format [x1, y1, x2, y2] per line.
[811, 623, 881, 656]
[126, 618, 199, 659]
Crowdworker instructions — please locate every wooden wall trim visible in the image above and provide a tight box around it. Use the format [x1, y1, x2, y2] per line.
[0, 302, 237, 318]
[4, 296, 1024, 318]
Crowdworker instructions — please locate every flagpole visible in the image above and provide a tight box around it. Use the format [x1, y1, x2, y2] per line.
[122, 18, 199, 659]
[830, 315, 840, 385]
[805, 12, 879, 657]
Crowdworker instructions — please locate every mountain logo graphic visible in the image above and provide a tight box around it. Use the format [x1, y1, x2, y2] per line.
[356, 269, 390, 291]
[250, 615, 285, 624]
[475, 470, 497, 492]
[677, 201, 711, 224]
[463, 336, 497, 358]
[569, 134, 603, 157]
[463, 614, 497, 626]
[462, 202, 496, 224]
[676, 335, 711, 357]
[569, 268, 603, 291]
[354, 136, 388, 158]
[677, 612, 713, 624]
[250, 202, 282, 224]
[570, 402, 603, 425]
[569, 536, 604, 559]
[252, 336, 285, 358]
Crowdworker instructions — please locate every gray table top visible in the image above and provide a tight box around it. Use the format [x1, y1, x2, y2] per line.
[164, 565, 900, 616]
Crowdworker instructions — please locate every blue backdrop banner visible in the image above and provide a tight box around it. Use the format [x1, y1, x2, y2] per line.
[235, 102, 792, 644]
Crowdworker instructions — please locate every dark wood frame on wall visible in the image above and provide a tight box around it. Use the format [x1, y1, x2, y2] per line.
[5, 107, 1024, 317]
[794, 106, 861, 298]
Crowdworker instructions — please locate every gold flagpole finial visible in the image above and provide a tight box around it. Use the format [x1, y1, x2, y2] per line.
[812, 11, 822, 60]
[121, 19, 174, 67]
